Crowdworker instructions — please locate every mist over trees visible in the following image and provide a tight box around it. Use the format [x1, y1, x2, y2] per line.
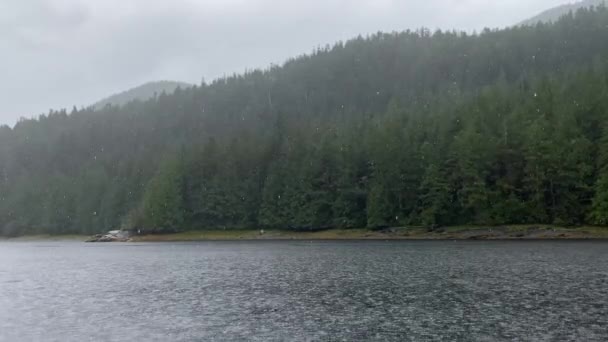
[93, 81, 194, 110]
[518, 0, 606, 25]
[2, 7, 608, 236]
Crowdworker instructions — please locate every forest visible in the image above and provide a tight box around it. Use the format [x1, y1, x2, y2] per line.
[2, 7, 608, 236]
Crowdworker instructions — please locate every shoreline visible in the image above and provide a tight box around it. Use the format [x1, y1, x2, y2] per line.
[131, 225, 608, 242]
[0, 234, 90, 242]
[3, 226, 608, 242]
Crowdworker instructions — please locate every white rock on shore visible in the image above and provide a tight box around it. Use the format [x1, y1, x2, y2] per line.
[85, 230, 131, 243]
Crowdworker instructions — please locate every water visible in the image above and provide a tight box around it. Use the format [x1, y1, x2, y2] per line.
[1, 241, 607, 341]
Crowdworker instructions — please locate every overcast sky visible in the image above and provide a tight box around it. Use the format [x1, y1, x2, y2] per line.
[0, 0, 569, 126]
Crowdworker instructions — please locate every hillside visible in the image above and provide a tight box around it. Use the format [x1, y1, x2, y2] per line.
[518, 0, 606, 25]
[2, 8, 608, 236]
[93, 81, 193, 109]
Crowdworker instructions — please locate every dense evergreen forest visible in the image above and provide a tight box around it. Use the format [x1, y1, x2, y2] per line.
[2, 7, 608, 236]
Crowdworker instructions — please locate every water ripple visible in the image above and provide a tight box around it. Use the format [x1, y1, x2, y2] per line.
[0, 241, 607, 341]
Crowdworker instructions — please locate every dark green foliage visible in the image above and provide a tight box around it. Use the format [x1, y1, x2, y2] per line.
[590, 124, 608, 224]
[417, 164, 453, 227]
[140, 157, 186, 232]
[3, 8, 608, 235]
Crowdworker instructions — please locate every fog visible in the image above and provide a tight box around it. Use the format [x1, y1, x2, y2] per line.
[0, 0, 567, 126]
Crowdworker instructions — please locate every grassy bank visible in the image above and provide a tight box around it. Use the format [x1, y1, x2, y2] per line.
[131, 225, 608, 242]
[0, 234, 90, 241]
[4, 226, 608, 242]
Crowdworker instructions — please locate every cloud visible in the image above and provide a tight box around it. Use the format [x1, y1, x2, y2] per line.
[0, 0, 567, 126]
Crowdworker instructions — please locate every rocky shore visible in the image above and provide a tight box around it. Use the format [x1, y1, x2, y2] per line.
[4, 225, 608, 242]
[85, 230, 132, 243]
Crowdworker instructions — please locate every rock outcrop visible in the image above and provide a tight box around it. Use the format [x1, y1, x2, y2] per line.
[85, 230, 131, 242]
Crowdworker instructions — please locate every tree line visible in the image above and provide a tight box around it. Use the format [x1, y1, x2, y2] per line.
[2, 7, 608, 236]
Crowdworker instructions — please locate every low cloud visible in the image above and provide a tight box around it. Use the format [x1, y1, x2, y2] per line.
[0, 0, 564, 126]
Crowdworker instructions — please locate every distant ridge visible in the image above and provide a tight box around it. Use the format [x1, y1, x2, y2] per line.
[518, 0, 606, 25]
[93, 81, 193, 109]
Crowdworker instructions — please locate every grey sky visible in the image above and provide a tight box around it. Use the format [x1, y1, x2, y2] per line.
[0, 0, 568, 126]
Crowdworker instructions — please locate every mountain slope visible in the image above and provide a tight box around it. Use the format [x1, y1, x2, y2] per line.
[518, 0, 606, 25]
[93, 81, 193, 109]
[2, 8, 608, 236]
